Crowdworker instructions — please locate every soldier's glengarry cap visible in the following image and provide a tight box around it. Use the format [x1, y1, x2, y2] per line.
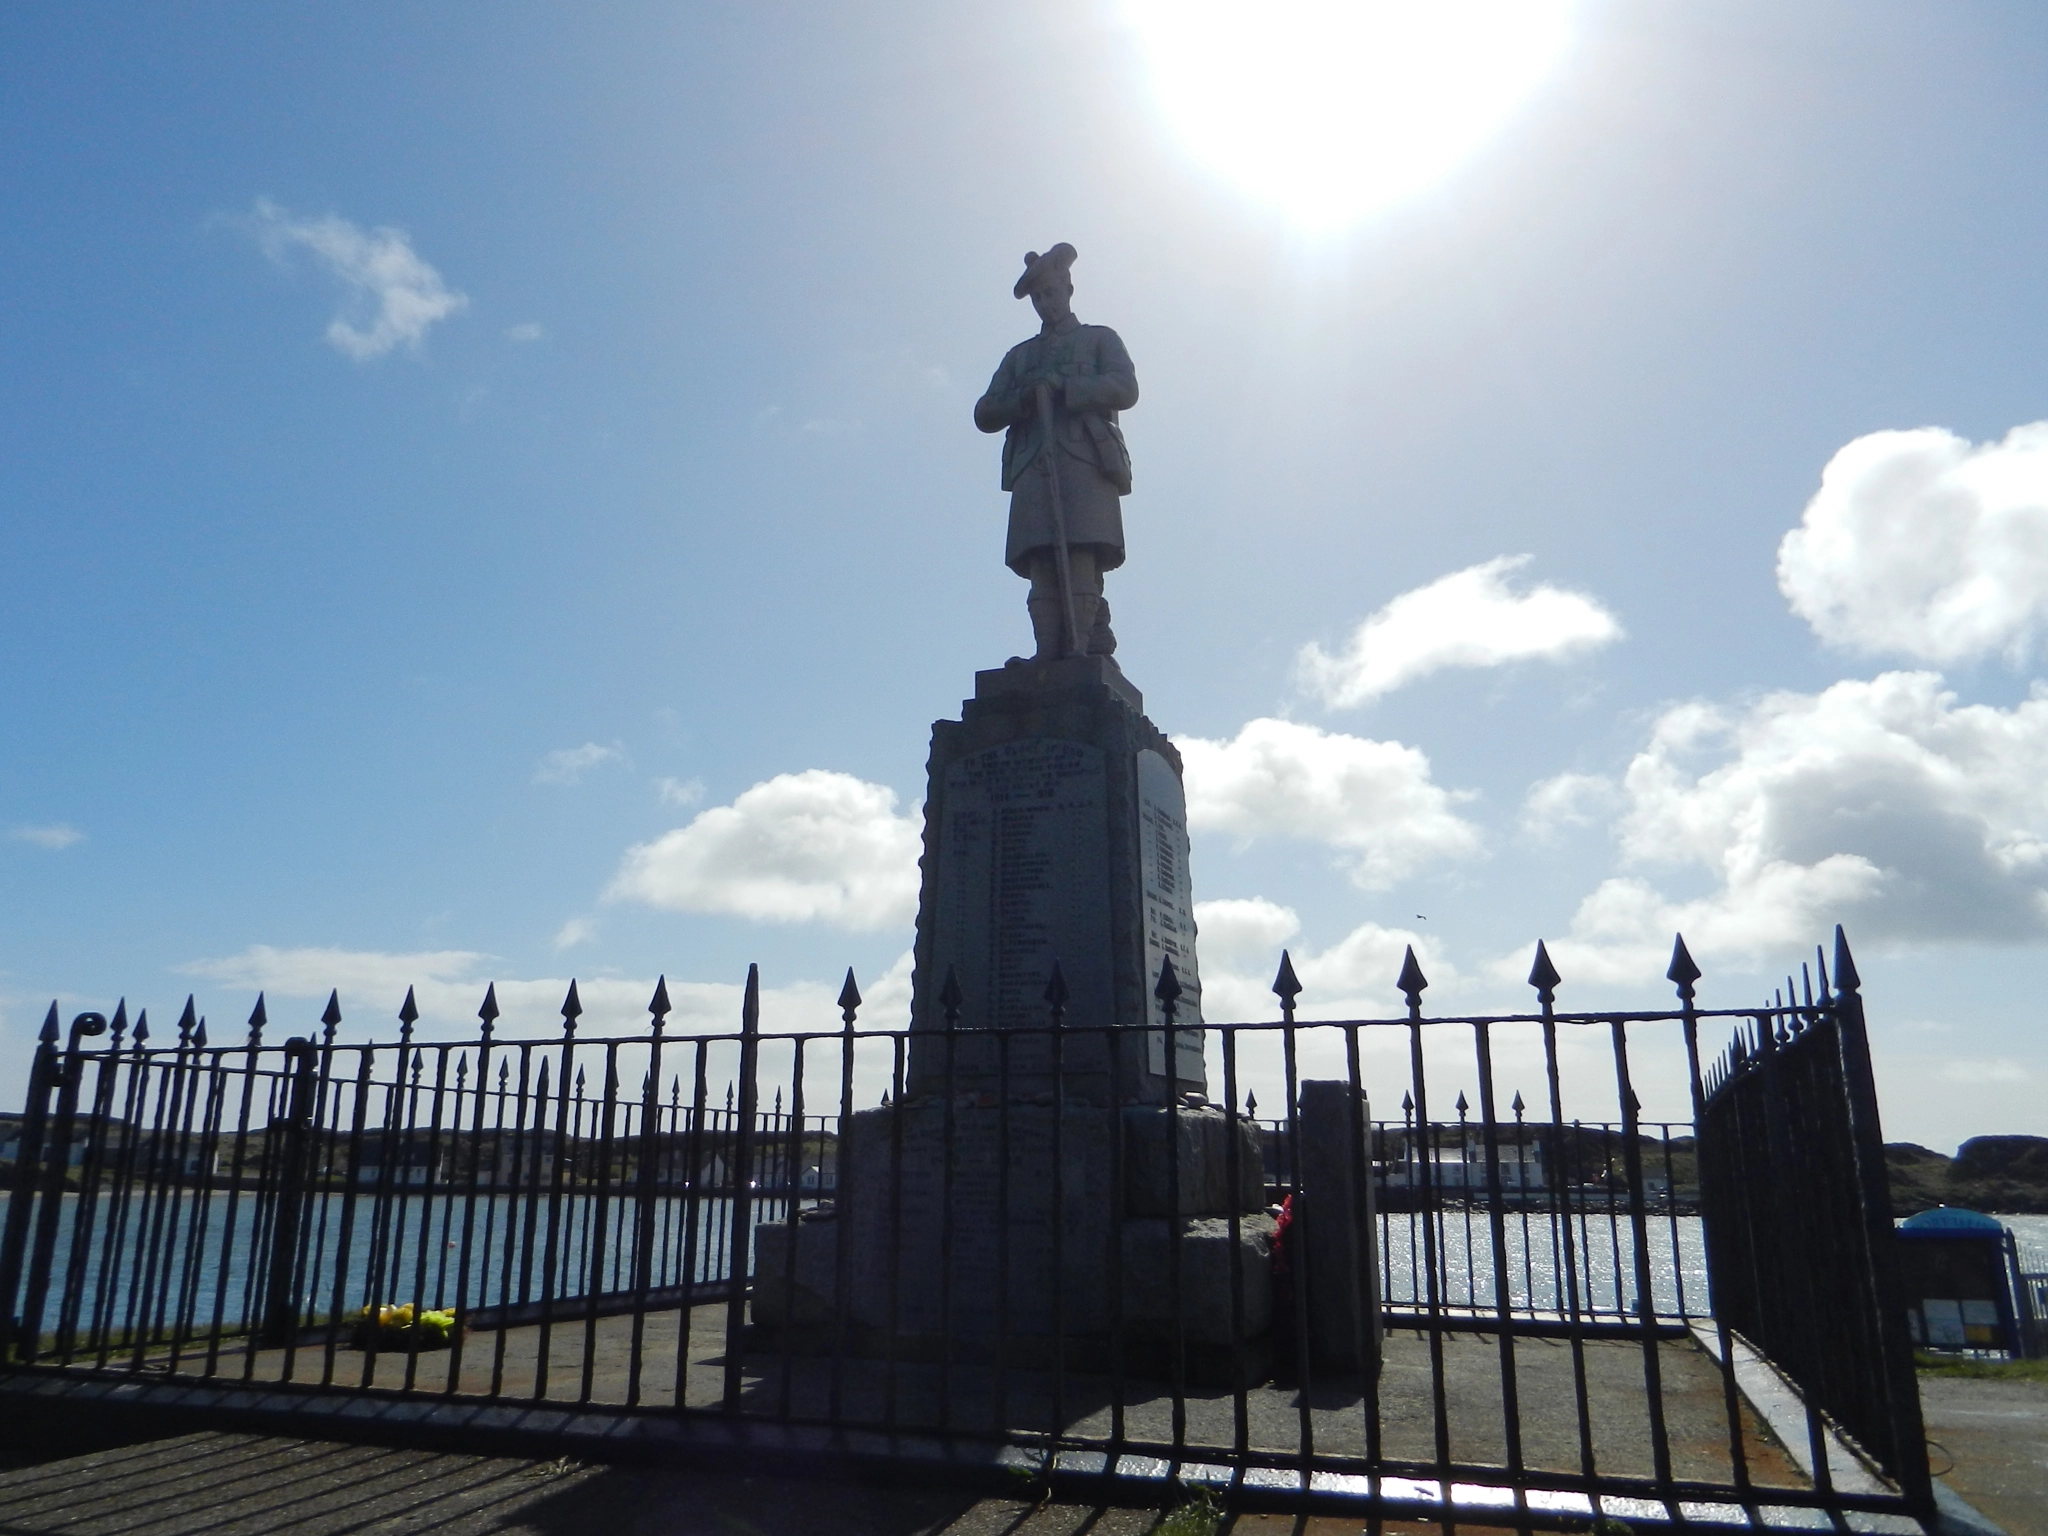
[1014, 243, 1077, 298]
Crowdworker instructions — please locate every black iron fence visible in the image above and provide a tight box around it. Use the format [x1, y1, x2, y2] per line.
[0, 936, 1928, 1529]
[1696, 934, 1931, 1511]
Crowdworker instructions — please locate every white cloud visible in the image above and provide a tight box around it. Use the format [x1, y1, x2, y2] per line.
[1532, 671, 2048, 983]
[1177, 718, 1481, 888]
[654, 776, 705, 807]
[605, 770, 921, 931]
[1519, 772, 1620, 842]
[504, 322, 544, 343]
[552, 917, 597, 951]
[535, 741, 624, 786]
[248, 198, 468, 360]
[1939, 1057, 2030, 1085]
[1779, 421, 2048, 664]
[1297, 556, 1621, 708]
[10, 823, 83, 850]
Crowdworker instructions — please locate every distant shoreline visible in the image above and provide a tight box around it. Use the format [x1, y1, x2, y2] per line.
[1888, 1135, 2048, 1215]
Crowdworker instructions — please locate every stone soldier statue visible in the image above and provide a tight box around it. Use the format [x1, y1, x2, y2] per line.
[974, 244, 1138, 662]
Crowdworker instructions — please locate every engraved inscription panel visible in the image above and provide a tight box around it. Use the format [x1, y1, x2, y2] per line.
[937, 739, 1114, 1038]
[1138, 748, 1206, 1086]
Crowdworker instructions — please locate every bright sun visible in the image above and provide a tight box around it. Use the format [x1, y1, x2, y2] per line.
[1126, 0, 1577, 231]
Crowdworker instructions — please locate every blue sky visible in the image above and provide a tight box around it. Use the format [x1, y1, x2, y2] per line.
[5, 2, 2048, 1149]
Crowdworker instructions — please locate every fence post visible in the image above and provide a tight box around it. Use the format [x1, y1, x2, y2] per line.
[259, 1037, 319, 1345]
[18, 1010, 108, 1363]
[0, 1006, 63, 1360]
[721, 963, 761, 1412]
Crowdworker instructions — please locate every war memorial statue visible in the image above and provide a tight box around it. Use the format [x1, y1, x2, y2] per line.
[751, 248, 1376, 1384]
[974, 243, 1137, 663]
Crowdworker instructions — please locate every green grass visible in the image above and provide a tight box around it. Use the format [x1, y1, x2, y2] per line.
[1915, 1351, 2048, 1382]
[1154, 1486, 1223, 1536]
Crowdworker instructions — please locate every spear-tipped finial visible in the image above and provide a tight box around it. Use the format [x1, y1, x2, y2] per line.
[411, 1051, 425, 1084]
[110, 999, 128, 1034]
[1527, 941, 1561, 1001]
[1401, 1089, 1414, 1116]
[39, 1001, 59, 1044]
[1455, 1090, 1469, 1117]
[1512, 1090, 1526, 1117]
[939, 965, 963, 1027]
[535, 1058, 551, 1096]
[1154, 956, 1182, 1008]
[1245, 1090, 1258, 1117]
[193, 1019, 208, 1048]
[176, 996, 197, 1042]
[1044, 960, 1069, 1013]
[1271, 950, 1302, 1005]
[1666, 934, 1702, 998]
[133, 1011, 149, 1046]
[650, 975, 672, 1022]
[575, 1065, 587, 1096]
[456, 1055, 469, 1085]
[561, 979, 583, 1028]
[399, 987, 420, 1031]
[498, 1059, 511, 1087]
[1832, 925, 1860, 994]
[321, 989, 343, 1040]
[248, 992, 268, 1045]
[837, 968, 861, 1026]
[1397, 946, 1429, 1007]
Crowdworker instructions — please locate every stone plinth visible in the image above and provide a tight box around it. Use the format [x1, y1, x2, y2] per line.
[906, 657, 1204, 1104]
[759, 1098, 1274, 1364]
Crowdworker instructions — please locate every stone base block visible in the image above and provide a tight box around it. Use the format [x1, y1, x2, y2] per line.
[1119, 1213, 1277, 1344]
[1121, 1106, 1266, 1216]
[750, 1216, 840, 1328]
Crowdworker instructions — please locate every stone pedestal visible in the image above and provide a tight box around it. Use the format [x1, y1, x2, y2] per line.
[756, 1099, 1276, 1371]
[906, 657, 1204, 1103]
[755, 658, 1262, 1380]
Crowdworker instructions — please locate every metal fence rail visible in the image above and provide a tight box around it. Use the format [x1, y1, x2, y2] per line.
[0, 937, 1929, 1529]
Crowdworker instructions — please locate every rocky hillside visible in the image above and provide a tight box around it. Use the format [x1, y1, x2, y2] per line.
[1886, 1135, 2048, 1215]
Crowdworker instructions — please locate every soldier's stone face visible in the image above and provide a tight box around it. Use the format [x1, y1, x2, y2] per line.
[1031, 278, 1073, 327]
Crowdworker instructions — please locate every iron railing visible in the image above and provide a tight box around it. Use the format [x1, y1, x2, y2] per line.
[1697, 932, 1931, 1510]
[0, 935, 1928, 1529]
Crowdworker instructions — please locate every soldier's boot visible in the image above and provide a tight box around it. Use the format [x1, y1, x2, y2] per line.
[1069, 590, 1103, 655]
[1087, 596, 1117, 657]
[1026, 595, 1069, 661]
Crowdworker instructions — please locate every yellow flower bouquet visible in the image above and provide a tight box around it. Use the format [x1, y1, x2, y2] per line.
[348, 1301, 459, 1352]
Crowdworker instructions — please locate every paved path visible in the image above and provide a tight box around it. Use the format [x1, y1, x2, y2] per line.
[0, 1430, 1519, 1536]
[1924, 1374, 2048, 1536]
[127, 1314, 1796, 1490]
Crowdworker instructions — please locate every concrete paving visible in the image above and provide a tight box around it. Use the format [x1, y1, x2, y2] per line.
[1922, 1373, 2048, 1536]
[140, 1312, 1799, 1491]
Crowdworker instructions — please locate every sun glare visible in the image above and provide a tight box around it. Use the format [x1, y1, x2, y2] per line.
[1126, 0, 1576, 231]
